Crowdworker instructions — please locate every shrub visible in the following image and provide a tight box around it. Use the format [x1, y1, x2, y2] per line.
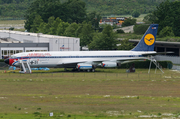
[157, 113, 162, 116]
[122, 18, 136, 27]
[67, 115, 71, 117]
[9, 27, 14, 30]
[119, 60, 173, 69]
[33, 112, 41, 115]
[117, 29, 125, 33]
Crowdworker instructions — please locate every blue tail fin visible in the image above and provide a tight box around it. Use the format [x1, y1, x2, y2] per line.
[131, 24, 158, 51]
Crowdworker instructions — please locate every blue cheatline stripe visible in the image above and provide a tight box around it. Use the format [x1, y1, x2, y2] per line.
[12, 61, 18, 66]
[15, 55, 143, 59]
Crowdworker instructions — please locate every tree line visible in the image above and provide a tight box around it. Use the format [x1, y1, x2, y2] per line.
[31, 16, 119, 50]
[25, 0, 119, 50]
[0, 0, 178, 18]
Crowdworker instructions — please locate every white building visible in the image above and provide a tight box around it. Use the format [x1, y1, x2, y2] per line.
[0, 30, 80, 59]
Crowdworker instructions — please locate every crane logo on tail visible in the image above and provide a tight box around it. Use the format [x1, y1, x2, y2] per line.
[144, 34, 155, 46]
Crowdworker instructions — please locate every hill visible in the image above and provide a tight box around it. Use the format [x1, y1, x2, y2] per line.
[52, 0, 178, 15]
[0, 0, 33, 19]
[0, 0, 178, 19]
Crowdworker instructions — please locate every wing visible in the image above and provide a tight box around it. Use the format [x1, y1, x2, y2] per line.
[56, 56, 148, 67]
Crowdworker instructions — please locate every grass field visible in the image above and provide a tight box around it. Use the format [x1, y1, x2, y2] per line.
[0, 68, 180, 118]
[0, 20, 24, 26]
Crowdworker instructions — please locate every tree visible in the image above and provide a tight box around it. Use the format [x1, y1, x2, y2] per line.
[66, 0, 86, 24]
[64, 22, 79, 37]
[56, 21, 69, 36]
[37, 16, 70, 35]
[143, 13, 157, 24]
[88, 25, 117, 50]
[24, 12, 39, 32]
[24, 0, 86, 31]
[38, 22, 49, 34]
[88, 32, 103, 50]
[152, 0, 180, 36]
[118, 39, 134, 50]
[132, 10, 140, 18]
[86, 11, 101, 30]
[133, 24, 149, 35]
[30, 15, 43, 33]
[78, 21, 94, 47]
[159, 26, 174, 38]
[48, 17, 61, 35]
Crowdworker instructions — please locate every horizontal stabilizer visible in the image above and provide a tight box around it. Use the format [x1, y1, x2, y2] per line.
[142, 52, 174, 56]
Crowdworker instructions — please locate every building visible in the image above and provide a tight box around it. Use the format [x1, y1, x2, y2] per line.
[99, 17, 127, 26]
[0, 30, 80, 59]
[129, 39, 180, 56]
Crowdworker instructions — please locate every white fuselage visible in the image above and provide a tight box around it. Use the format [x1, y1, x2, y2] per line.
[11, 51, 155, 68]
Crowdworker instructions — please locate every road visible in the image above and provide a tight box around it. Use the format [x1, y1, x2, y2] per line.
[113, 25, 134, 33]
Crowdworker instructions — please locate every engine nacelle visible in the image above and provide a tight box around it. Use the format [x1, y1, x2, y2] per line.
[76, 63, 92, 69]
[102, 62, 121, 68]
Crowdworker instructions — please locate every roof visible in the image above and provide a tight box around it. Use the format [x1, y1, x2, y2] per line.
[0, 30, 76, 39]
[129, 39, 180, 47]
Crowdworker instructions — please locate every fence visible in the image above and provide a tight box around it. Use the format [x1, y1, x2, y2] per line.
[1, 72, 180, 80]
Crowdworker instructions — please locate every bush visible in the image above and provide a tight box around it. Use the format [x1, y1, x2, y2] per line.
[132, 10, 140, 18]
[122, 18, 136, 27]
[119, 60, 173, 69]
[9, 27, 14, 30]
[33, 112, 41, 115]
[133, 24, 149, 35]
[117, 29, 125, 33]
[0, 59, 5, 62]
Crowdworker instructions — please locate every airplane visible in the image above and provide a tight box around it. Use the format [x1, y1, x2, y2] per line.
[4, 24, 158, 72]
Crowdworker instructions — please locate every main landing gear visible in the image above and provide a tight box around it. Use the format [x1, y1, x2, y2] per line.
[84, 69, 95, 72]
[64, 68, 95, 72]
[71, 68, 95, 72]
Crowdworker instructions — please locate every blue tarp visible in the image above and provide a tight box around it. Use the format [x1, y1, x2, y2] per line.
[9, 66, 50, 71]
[9, 66, 16, 70]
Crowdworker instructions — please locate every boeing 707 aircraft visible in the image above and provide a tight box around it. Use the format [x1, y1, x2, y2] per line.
[4, 24, 158, 72]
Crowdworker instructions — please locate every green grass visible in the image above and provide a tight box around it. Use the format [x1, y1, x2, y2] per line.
[117, 33, 143, 40]
[0, 68, 179, 118]
[0, 20, 25, 25]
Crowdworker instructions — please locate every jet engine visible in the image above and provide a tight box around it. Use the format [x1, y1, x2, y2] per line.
[76, 63, 92, 70]
[101, 62, 121, 68]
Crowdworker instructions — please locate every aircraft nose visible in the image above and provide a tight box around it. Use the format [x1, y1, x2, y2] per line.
[4, 59, 9, 65]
